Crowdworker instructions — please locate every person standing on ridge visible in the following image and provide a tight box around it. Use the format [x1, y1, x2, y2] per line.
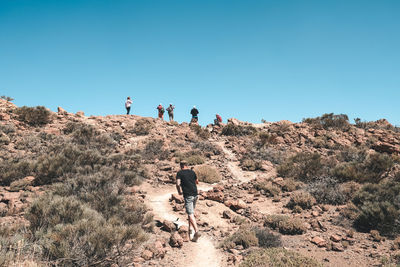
[190, 106, 199, 123]
[125, 97, 133, 115]
[176, 161, 202, 242]
[214, 114, 222, 126]
[166, 103, 175, 122]
[156, 104, 165, 120]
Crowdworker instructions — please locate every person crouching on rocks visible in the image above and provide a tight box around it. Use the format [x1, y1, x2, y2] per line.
[175, 161, 201, 242]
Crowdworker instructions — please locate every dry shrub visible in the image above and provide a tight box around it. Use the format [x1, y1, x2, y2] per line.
[254, 181, 281, 197]
[0, 124, 15, 135]
[281, 178, 301, 192]
[264, 215, 306, 235]
[194, 165, 221, 184]
[303, 113, 350, 131]
[286, 191, 316, 210]
[0, 158, 34, 186]
[258, 132, 277, 147]
[221, 124, 257, 136]
[142, 139, 168, 161]
[190, 124, 210, 139]
[175, 151, 206, 166]
[241, 158, 262, 171]
[15, 106, 52, 126]
[26, 194, 147, 266]
[278, 152, 330, 183]
[64, 122, 116, 147]
[240, 248, 322, 267]
[220, 225, 258, 249]
[130, 119, 154, 136]
[253, 227, 282, 248]
[306, 177, 359, 205]
[192, 141, 222, 155]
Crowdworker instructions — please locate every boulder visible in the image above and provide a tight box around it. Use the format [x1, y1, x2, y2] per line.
[76, 111, 85, 117]
[206, 191, 224, 202]
[311, 236, 327, 247]
[171, 193, 184, 204]
[57, 107, 68, 115]
[330, 234, 342, 242]
[231, 199, 246, 210]
[141, 249, 153, 260]
[169, 232, 184, 248]
[222, 210, 232, 219]
[162, 220, 176, 232]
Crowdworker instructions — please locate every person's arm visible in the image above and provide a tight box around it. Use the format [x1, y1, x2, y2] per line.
[176, 176, 183, 195]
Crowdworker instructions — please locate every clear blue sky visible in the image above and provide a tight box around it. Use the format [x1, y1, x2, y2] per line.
[1, 0, 399, 126]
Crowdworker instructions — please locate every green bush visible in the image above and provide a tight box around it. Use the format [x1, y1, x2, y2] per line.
[352, 182, 400, 236]
[221, 124, 257, 136]
[333, 152, 393, 183]
[303, 113, 350, 131]
[264, 215, 306, 235]
[277, 152, 329, 183]
[15, 106, 52, 126]
[194, 165, 221, 184]
[240, 248, 322, 267]
[286, 192, 316, 210]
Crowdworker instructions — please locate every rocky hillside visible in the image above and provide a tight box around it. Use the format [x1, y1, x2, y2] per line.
[1, 99, 400, 267]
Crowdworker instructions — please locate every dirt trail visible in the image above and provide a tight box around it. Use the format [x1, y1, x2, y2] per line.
[214, 141, 257, 185]
[144, 183, 224, 267]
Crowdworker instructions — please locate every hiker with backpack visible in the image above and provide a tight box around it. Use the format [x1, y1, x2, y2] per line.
[166, 104, 175, 122]
[190, 106, 199, 123]
[125, 97, 133, 115]
[157, 104, 165, 120]
[214, 114, 222, 126]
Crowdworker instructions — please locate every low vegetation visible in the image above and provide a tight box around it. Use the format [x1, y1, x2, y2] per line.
[221, 124, 257, 136]
[15, 106, 52, 126]
[240, 248, 322, 267]
[303, 113, 350, 131]
[264, 215, 306, 235]
[352, 181, 400, 236]
[190, 124, 210, 139]
[194, 165, 221, 183]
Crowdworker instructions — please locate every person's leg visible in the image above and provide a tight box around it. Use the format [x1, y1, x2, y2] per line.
[126, 107, 130, 115]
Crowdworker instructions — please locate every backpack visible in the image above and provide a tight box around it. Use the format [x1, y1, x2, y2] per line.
[161, 107, 165, 113]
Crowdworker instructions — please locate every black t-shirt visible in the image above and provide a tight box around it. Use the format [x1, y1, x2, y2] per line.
[191, 108, 199, 116]
[177, 169, 198, 197]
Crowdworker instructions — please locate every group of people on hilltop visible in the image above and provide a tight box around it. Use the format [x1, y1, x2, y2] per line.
[125, 96, 221, 125]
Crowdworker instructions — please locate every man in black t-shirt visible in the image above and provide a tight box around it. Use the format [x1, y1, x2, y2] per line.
[176, 161, 202, 242]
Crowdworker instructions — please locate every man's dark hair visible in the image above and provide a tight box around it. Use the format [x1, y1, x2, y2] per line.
[180, 161, 187, 168]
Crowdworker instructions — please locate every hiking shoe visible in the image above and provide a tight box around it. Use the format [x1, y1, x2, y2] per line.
[192, 231, 202, 242]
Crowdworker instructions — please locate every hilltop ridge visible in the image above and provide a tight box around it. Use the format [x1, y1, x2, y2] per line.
[1, 99, 400, 266]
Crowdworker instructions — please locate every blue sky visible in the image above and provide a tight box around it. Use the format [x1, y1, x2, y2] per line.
[1, 0, 399, 126]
